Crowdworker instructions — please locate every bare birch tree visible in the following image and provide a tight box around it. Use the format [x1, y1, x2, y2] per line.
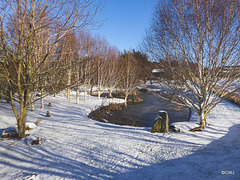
[59, 31, 79, 101]
[105, 47, 122, 98]
[120, 51, 141, 103]
[94, 37, 109, 100]
[0, 0, 104, 139]
[75, 31, 96, 103]
[143, 0, 240, 128]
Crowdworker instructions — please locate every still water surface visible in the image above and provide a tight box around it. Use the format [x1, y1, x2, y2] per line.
[107, 93, 190, 127]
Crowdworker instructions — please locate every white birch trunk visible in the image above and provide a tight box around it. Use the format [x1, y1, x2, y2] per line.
[84, 85, 87, 102]
[67, 88, 71, 101]
[67, 70, 71, 101]
[199, 110, 206, 128]
[40, 89, 44, 109]
[124, 96, 128, 106]
[98, 88, 101, 101]
[109, 88, 113, 98]
[30, 91, 35, 111]
[76, 87, 79, 104]
[88, 88, 91, 100]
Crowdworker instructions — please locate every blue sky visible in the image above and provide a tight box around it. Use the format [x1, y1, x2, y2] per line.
[94, 0, 156, 52]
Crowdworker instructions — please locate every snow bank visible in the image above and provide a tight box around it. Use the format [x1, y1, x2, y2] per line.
[0, 92, 239, 179]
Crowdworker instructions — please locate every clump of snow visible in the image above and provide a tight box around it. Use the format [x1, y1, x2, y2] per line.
[23, 172, 38, 180]
[26, 122, 37, 130]
[0, 92, 239, 179]
[158, 110, 167, 113]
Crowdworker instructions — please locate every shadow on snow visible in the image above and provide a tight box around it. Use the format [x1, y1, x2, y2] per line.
[112, 124, 240, 180]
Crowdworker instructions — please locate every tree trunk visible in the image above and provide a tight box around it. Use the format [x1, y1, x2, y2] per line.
[9, 88, 29, 139]
[109, 88, 113, 98]
[67, 88, 71, 101]
[30, 91, 35, 111]
[124, 96, 128, 102]
[84, 85, 87, 102]
[76, 87, 79, 104]
[124, 95, 128, 106]
[200, 111, 207, 128]
[40, 88, 44, 109]
[88, 88, 91, 100]
[17, 108, 28, 139]
[67, 70, 71, 101]
[98, 90, 101, 101]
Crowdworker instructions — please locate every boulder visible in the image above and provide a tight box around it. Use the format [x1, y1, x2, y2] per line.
[1, 127, 18, 138]
[151, 110, 169, 133]
[46, 111, 51, 117]
[31, 137, 42, 145]
[169, 125, 180, 133]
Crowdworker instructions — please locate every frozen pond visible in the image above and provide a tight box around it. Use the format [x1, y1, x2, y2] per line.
[107, 92, 190, 127]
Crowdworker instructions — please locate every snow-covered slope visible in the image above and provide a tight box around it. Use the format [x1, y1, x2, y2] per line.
[0, 92, 239, 179]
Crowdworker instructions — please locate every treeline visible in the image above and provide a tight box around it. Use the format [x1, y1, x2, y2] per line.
[0, 30, 152, 106]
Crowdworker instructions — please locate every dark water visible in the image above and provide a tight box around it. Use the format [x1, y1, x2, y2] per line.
[107, 93, 190, 127]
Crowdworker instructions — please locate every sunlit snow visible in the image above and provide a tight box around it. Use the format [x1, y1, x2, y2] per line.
[0, 89, 239, 179]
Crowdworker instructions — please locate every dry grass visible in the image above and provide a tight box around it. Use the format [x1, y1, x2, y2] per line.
[224, 92, 240, 106]
[88, 103, 124, 122]
[174, 105, 182, 112]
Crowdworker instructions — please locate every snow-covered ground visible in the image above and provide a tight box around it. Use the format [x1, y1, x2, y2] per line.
[0, 91, 239, 179]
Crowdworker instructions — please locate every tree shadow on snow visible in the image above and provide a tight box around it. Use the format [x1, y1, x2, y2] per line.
[112, 124, 240, 180]
[0, 140, 116, 179]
